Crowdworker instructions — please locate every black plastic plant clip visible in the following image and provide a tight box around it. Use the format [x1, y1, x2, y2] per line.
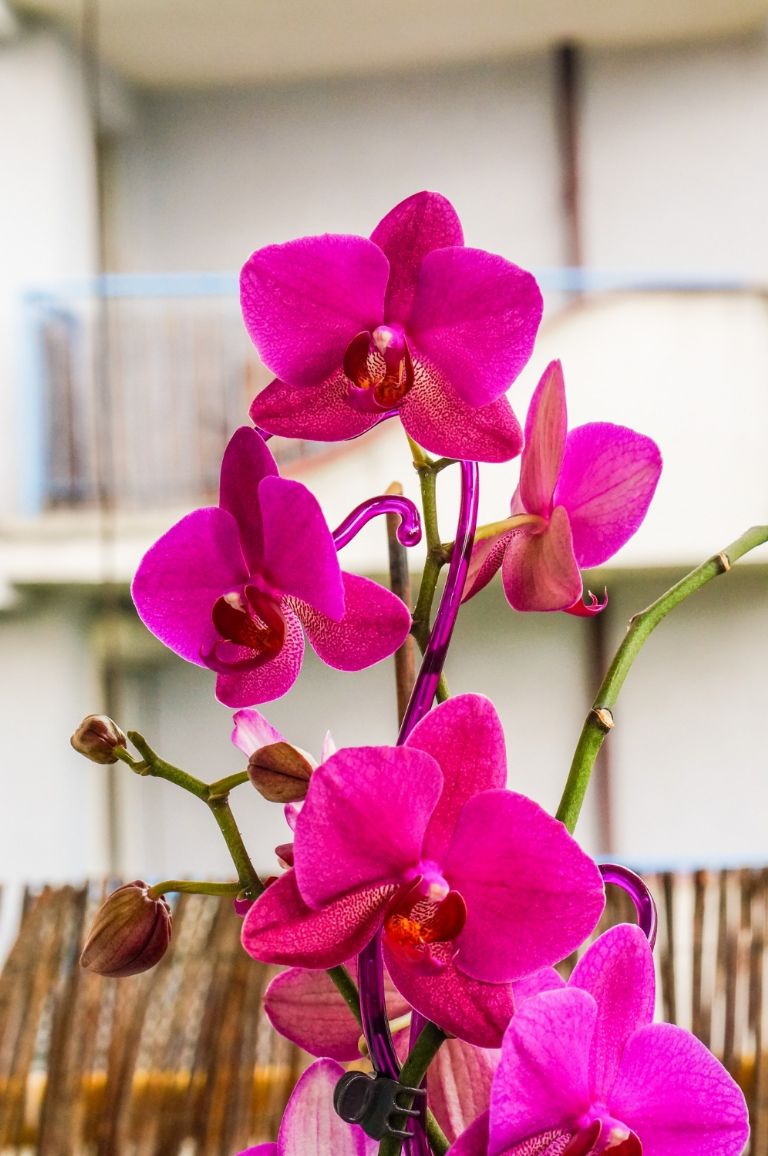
[333, 1069, 427, 1140]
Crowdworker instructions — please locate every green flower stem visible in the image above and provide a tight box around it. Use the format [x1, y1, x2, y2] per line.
[208, 796, 264, 898]
[409, 464, 451, 702]
[327, 964, 362, 1026]
[148, 879, 242, 899]
[557, 525, 768, 834]
[208, 770, 250, 797]
[121, 731, 263, 898]
[125, 731, 209, 799]
[378, 1021, 449, 1156]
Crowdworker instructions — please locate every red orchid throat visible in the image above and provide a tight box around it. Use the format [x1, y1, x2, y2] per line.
[202, 585, 286, 674]
[565, 1116, 642, 1155]
[383, 875, 467, 975]
[344, 325, 414, 411]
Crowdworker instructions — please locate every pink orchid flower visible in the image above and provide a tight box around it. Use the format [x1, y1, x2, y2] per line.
[448, 923, 749, 1156]
[236, 1058, 375, 1156]
[242, 191, 543, 463]
[463, 361, 662, 613]
[241, 694, 604, 1044]
[132, 427, 410, 706]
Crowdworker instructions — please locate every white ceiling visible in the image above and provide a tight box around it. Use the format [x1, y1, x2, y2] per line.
[12, 0, 768, 88]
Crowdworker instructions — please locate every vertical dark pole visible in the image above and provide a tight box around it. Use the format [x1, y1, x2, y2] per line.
[555, 42, 583, 271]
[82, 0, 121, 874]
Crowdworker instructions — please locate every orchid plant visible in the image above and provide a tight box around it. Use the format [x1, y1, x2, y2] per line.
[71, 191, 766, 1156]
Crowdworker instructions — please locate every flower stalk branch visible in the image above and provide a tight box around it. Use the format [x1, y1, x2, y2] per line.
[119, 731, 263, 898]
[148, 880, 242, 899]
[557, 524, 768, 834]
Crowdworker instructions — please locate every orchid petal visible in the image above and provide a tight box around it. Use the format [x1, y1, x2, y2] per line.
[371, 190, 464, 323]
[405, 695, 507, 865]
[277, 1058, 375, 1156]
[294, 745, 443, 908]
[520, 361, 567, 516]
[408, 247, 542, 407]
[610, 1023, 749, 1156]
[500, 509, 582, 613]
[264, 962, 408, 1061]
[131, 507, 248, 665]
[320, 731, 337, 762]
[218, 426, 278, 570]
[214, 605, 305, 707]
[401, 356, 523, 462]
[444, 790, 604, 983]
[242, 870, 397, 969]
[448, 1112, 490, 1156]
[385, 945, 516, 1048]
[293, 572, 411, 672]
[428, 1036, 500, 1143]
[249, 371, 381, 443]
[241, 234, 388, 386]
[569, 924, 656, 1099]
[258, 476, 344, 619]
[513, 967, 566, 1003]
[554, 423, 662, 569]
[491, 988, 596, 1150]
[231, 708, 285, 756]
[462, 533, 510, 603]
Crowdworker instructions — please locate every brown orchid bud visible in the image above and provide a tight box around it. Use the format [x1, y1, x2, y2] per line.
[80, 881, 172, 977]
[247, 741, 313, 803]
[71, 714, 127, 764]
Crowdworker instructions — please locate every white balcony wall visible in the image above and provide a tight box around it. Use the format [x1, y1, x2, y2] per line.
[0, 27, 98, 516]
[583, 35, 768, 278]
[106, 59, 566, 275]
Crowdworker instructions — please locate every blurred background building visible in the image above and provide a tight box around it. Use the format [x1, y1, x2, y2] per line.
[1, 0, 767, 942]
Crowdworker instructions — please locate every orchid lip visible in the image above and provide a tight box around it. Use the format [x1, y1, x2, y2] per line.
[201, 584, 286, 673]
[343, 326, 414, 410]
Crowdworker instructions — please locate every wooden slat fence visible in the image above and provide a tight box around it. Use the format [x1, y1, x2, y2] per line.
[0, 884, 302, 1155]
[0, 871, 765, 1153]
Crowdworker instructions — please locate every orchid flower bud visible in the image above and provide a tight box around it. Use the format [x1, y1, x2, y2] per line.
[247, 741, 314, 803]
[80, 881, 172, 977]
[70, 714, 127, 764]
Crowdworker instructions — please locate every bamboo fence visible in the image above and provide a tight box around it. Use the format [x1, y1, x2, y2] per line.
[0, 869, 765, 1153]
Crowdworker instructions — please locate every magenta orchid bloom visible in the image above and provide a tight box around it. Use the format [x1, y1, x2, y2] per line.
[463, 361, 662, 613]
[448, 924, 749, 1156]
[242, 694, 604, 1045]
[236, 1058, 376, 1156]
[132, 427, 410, 706]
[242, 191, 543, 463]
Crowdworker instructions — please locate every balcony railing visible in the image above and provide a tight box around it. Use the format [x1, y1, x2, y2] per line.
[20, 269, 754, 515]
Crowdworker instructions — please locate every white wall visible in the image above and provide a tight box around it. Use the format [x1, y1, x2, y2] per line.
[107, 59, 565, 274]
[0, 28, 98, 516]
[583, 35, 768, 277]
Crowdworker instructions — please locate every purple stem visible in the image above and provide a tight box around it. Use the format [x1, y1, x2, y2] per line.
[398, 460, 479, 743]
[599, 862, 658, 948]
[333, 494, 422, 552]
[358, 460, 479, 1155]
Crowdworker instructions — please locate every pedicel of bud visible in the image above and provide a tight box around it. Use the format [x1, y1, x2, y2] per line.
[80, 880, 172, 978]
[247, 741, 314, 803]
[70, 714, 127, 764]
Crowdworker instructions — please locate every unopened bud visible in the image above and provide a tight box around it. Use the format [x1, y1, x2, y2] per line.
[71, 714, 127, 764]
[80, 881, 172, 977]
[247, 741, 313, 803]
